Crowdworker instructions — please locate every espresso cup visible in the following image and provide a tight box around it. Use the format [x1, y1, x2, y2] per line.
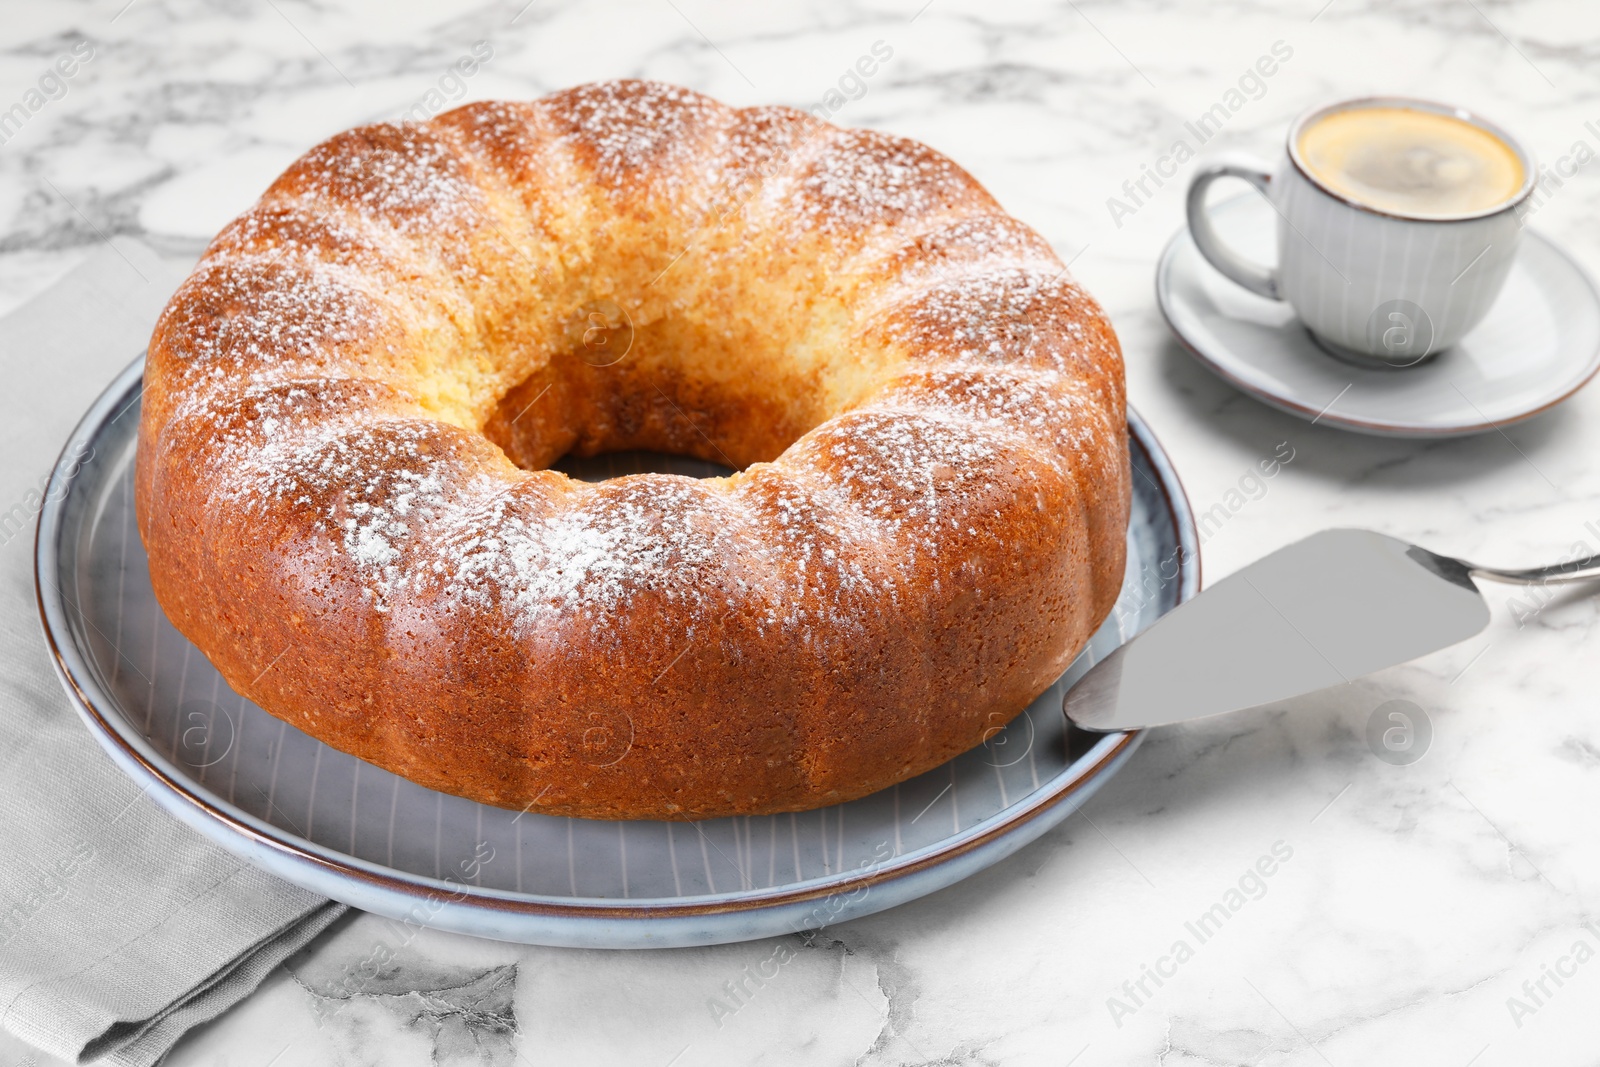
[1185, 96, 1536, 367]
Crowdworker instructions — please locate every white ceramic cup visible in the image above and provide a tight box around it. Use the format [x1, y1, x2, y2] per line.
[1185, 96, 1537, 367]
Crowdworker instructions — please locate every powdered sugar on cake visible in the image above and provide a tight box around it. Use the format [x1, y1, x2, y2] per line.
[156, 80, 1121, 651]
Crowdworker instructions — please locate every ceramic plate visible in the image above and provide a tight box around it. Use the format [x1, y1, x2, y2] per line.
[1158, 192, 1600, 436]
[37, 358, 1199, 949]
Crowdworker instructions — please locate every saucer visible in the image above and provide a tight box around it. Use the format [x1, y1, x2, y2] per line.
[1157, 193, 1600, 437]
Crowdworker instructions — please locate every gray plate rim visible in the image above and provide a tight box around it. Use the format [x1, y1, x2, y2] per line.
[36, 356, 1199, 939]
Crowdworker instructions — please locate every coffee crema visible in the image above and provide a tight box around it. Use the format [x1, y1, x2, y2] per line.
[1296, 105, 1525, 218]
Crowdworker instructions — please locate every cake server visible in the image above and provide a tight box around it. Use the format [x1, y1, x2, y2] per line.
[1064, 527, 1600, 732]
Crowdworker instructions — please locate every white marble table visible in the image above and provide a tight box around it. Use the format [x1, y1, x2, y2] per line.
[5, 0, 1600, 1063]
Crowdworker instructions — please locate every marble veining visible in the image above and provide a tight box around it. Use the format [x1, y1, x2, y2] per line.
[289, 947, 519, 1067]
[4, 0, 1600, 1063]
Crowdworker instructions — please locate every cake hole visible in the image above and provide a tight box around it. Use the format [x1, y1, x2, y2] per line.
[479, 281, 892, 477]
[481, 324, 815, 477]
[553, 450, 736, 483]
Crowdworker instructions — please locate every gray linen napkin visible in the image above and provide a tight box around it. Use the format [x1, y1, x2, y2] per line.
[0, 240, 346, 1066]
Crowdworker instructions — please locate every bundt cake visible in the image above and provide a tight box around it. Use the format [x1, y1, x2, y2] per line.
[135, 79, 1130, 820]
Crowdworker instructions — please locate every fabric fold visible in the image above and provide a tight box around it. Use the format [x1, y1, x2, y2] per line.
[0, 241, 346, 1066]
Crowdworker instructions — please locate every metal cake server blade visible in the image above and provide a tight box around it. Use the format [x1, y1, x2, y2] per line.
[1065, 527, 1600, 733]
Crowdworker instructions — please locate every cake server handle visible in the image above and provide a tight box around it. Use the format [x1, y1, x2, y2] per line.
[1465, 553, 1600, 585]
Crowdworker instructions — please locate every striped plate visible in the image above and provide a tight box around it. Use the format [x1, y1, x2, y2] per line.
[37, 358, 1198, 948]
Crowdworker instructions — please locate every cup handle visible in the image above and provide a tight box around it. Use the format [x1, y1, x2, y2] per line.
[1186, 154, 1281, 300]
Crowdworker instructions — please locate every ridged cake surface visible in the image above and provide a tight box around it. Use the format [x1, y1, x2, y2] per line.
[136, 80, 1130, 819]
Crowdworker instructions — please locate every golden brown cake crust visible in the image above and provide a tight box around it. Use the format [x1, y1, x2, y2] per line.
[135, 79, 1130, 820]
